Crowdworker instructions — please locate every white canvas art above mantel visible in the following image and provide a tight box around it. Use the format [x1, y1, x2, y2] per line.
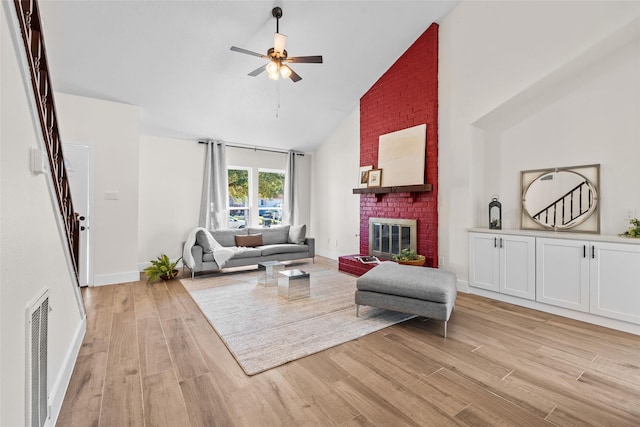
[378, 124, 426, 187]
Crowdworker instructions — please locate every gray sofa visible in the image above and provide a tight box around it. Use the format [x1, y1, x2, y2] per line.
[187, 225, 315, 277]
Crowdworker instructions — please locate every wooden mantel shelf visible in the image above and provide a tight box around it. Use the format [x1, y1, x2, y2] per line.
[352, 184, 433, 200]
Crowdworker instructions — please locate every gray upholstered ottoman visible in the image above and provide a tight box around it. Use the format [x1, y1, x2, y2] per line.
[355, 262, 457, 337]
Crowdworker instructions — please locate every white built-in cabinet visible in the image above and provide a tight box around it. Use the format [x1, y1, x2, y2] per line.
[469, 230, 640, 329]
[536, 238, 590, 312]
[537, 238, 640, 323]
[589, 242, 640, 324]
[469, 233, 536, 300]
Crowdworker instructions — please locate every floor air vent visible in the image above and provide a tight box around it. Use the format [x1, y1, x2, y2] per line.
[26, 289, 49, 427]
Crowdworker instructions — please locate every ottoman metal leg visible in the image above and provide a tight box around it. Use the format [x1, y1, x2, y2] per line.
[356, 304, 360, 317]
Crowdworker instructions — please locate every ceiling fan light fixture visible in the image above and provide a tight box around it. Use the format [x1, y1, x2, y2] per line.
[280, 64, 292, 79]
[266, 60, 279, 75]
[267, 62, 280, 80]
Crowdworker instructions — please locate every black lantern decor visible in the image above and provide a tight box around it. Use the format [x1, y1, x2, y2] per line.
[489, 196, 502, 229]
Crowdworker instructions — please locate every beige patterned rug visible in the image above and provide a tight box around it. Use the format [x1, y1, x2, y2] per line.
[180, 262, 414, 375]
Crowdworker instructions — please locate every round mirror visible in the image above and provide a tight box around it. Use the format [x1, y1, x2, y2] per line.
[523, 170, 598, 229]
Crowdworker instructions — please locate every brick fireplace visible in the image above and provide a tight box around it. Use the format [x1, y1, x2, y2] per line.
[357, 23, 439, 269]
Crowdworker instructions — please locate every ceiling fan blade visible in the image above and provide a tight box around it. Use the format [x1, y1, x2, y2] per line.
[248, 64, 267, 77]
[288, 67, 302, 82]
[287, 55, 323, 64]
[230, 46, 267, 59]
[274, 32, 287, 55]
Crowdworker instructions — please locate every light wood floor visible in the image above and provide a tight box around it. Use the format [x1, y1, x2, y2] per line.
[56, 257, 640, 426]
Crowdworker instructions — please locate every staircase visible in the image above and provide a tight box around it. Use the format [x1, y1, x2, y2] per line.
[12, 0, 79, 279]
[532, 180, 594, 227]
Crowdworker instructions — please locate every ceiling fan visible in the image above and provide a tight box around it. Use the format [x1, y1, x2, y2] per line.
[230, 7, 323, 82]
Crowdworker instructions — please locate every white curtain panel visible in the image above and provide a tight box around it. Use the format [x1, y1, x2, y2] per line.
[199, 140, 228, 230]
[282, 150, 299, 225]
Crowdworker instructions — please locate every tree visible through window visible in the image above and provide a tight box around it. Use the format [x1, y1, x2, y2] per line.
[228, 168, 249, 229]
[258, 170, 284, 227]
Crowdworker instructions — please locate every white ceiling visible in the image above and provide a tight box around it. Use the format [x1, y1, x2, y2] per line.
[38, 1, 459, 153]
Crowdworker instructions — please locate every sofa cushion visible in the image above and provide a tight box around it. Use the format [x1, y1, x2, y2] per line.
[210, 228, 248, 247]
[196, 230, 217, 253]
[231, 248, 263, 259]
[260, 244, 309, 256]
[235, 234, 263, 247]
[247, 225, 290, 245]
[288, 224, 306, 244]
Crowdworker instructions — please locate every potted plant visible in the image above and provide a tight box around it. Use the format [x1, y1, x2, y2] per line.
[619, 218, 640, 238]
[144, 254, 181, 282]
[392, 248, 426, 266]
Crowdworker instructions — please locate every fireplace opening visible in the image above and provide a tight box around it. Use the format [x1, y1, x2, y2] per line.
[369, 218, 417, 259]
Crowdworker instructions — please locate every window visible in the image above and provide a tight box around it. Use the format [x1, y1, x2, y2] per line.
[258, 169, 284, 228]
[227, 167, 285, 229]
[228, 168, 249, 229]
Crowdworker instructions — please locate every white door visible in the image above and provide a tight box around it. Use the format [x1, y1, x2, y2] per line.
[590, 242, 640, 324]
[536, 237, 589, 312]
[63, 144, 93, 287]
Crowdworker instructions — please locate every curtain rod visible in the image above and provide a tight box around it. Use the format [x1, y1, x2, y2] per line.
[198, 140, 304, 156]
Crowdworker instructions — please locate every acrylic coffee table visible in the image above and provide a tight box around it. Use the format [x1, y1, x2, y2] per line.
[277, 269, 310, 300]
[257, 261, 285, 287]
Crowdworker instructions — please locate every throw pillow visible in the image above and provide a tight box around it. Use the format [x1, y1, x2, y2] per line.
[211, 228, 248, 247]
[196, 229, 217, 253]
[235, 233, 263, 247]
[288, 224, 307, 244]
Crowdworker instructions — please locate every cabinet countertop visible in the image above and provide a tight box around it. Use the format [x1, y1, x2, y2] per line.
[468, 228, 640, 245]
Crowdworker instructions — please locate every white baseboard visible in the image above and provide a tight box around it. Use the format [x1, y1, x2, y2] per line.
[456, 279, 470, 293]
[46, 316, 86, 427]
[92, 271, 140, 286]
[315, 249, 342, 260]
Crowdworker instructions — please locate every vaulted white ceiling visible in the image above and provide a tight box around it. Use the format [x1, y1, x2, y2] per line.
[38, 1, 459, 152]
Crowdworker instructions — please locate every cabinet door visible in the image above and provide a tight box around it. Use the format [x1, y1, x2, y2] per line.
[469, 233, 500, 292]
[590, 242, 640, 324]
[536, 238, 589, 312]
[500, 235, 536, 300]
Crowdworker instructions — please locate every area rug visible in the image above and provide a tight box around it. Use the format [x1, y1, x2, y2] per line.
[180, 263, 414, 375]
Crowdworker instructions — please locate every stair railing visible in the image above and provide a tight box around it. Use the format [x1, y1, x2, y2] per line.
[533, 180, 593, 227]
[12, 0, 79, 279]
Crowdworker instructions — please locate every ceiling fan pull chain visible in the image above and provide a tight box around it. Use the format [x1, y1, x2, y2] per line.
[275, 81, 280, 118]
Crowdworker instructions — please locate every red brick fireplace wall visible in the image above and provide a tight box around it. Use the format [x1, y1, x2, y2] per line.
[359, 23, 439, 267]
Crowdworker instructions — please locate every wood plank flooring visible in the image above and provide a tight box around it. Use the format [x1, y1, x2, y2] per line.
[56, 257, 640, 426]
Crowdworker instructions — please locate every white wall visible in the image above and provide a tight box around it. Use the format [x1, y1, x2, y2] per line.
[310, 108, 361, 259]
[138, 135, 204, 265]
[1, 3, 84, 425]
[55, 93, 141, 285]
[138, 138, 312, 266]
[438, 1, 640, 285]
